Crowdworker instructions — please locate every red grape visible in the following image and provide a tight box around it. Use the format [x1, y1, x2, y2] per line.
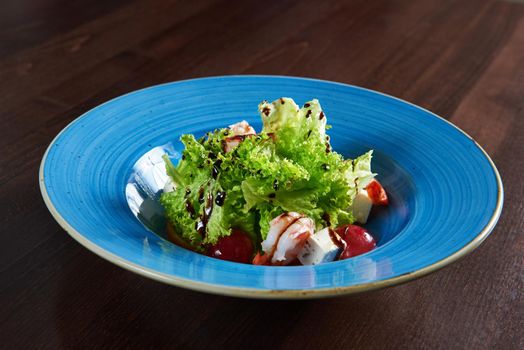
[207, 229, 253, 264]
[335, 225, 376, 260]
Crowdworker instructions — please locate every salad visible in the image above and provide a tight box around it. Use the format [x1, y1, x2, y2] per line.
[160, 98, 388, 265]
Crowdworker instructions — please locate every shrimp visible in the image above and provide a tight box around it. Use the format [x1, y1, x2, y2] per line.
[229, 120, 256, 136]
[253, 212, 314, 265]
[223, 120, 256, 153]
[262, 212, 302, 253]
[272, 217, 314, 265]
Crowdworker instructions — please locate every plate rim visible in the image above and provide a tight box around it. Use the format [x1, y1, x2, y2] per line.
[39, 75, 504, 299]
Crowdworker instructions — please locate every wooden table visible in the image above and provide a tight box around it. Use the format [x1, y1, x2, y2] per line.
[1, 0, 523, 348]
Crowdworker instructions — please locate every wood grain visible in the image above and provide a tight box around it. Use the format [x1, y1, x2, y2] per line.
[1, 0, 523, 349]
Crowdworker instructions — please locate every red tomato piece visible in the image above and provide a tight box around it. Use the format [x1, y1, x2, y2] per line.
[366, 179, 388, 205]
[252, 252, 271, 265]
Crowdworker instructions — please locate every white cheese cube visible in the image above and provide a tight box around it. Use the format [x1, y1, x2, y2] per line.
[163, 178, 176, 193]
[298, 228, 344, 265]
[352, 189, 373, 224]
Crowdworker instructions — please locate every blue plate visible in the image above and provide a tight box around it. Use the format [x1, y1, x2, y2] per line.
[39, 76, 503, 298]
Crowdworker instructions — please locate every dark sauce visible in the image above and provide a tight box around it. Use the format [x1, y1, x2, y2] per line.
[280, 98, 285, 104]
[235, 135, 248, 141]
[326, 142, 331, 153]
[262, 107, 271, 116]
[304, 103, 310, 108]
[195, 220, 205, 237]
[268, 193, 276, 199]
[328, 228, 346, 249]
[222, 135, 248, 152]
[185, 200, 196, 218]
[181, 154, 186, 160]
[196, 192, 214, 239]
[305, 110, 312, 118]
[283, 214, 301, 231]
[307, 130, 312, 138]
[212, 159, 222, 179]
[198, 187, 205, 204]
[215, 191, 226, 206]
[204, 192, 213, 219]
[319, 111, 325, 120]
[322, 213, 331, 226]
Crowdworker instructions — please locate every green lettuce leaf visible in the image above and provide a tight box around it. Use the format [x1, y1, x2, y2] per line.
[160, 97, 376, 249]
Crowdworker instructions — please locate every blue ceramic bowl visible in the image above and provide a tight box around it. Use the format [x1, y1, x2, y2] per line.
[40, 76, 502, 298]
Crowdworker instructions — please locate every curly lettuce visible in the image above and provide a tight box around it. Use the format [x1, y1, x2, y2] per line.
[160, 98, 375, 249]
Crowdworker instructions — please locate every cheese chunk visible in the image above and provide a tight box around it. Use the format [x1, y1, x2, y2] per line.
[352, 189, 373, 224]
[163, 178, 176, 193]
[298, 228, 344, 265]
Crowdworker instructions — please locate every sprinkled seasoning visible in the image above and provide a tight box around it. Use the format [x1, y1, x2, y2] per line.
[262, 107, 271, 116]
[319, 111, 325, 120]
[305, 110, 312, 118]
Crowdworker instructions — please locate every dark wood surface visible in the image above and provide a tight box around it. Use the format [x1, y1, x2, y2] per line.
[1, 0, 523, 348]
